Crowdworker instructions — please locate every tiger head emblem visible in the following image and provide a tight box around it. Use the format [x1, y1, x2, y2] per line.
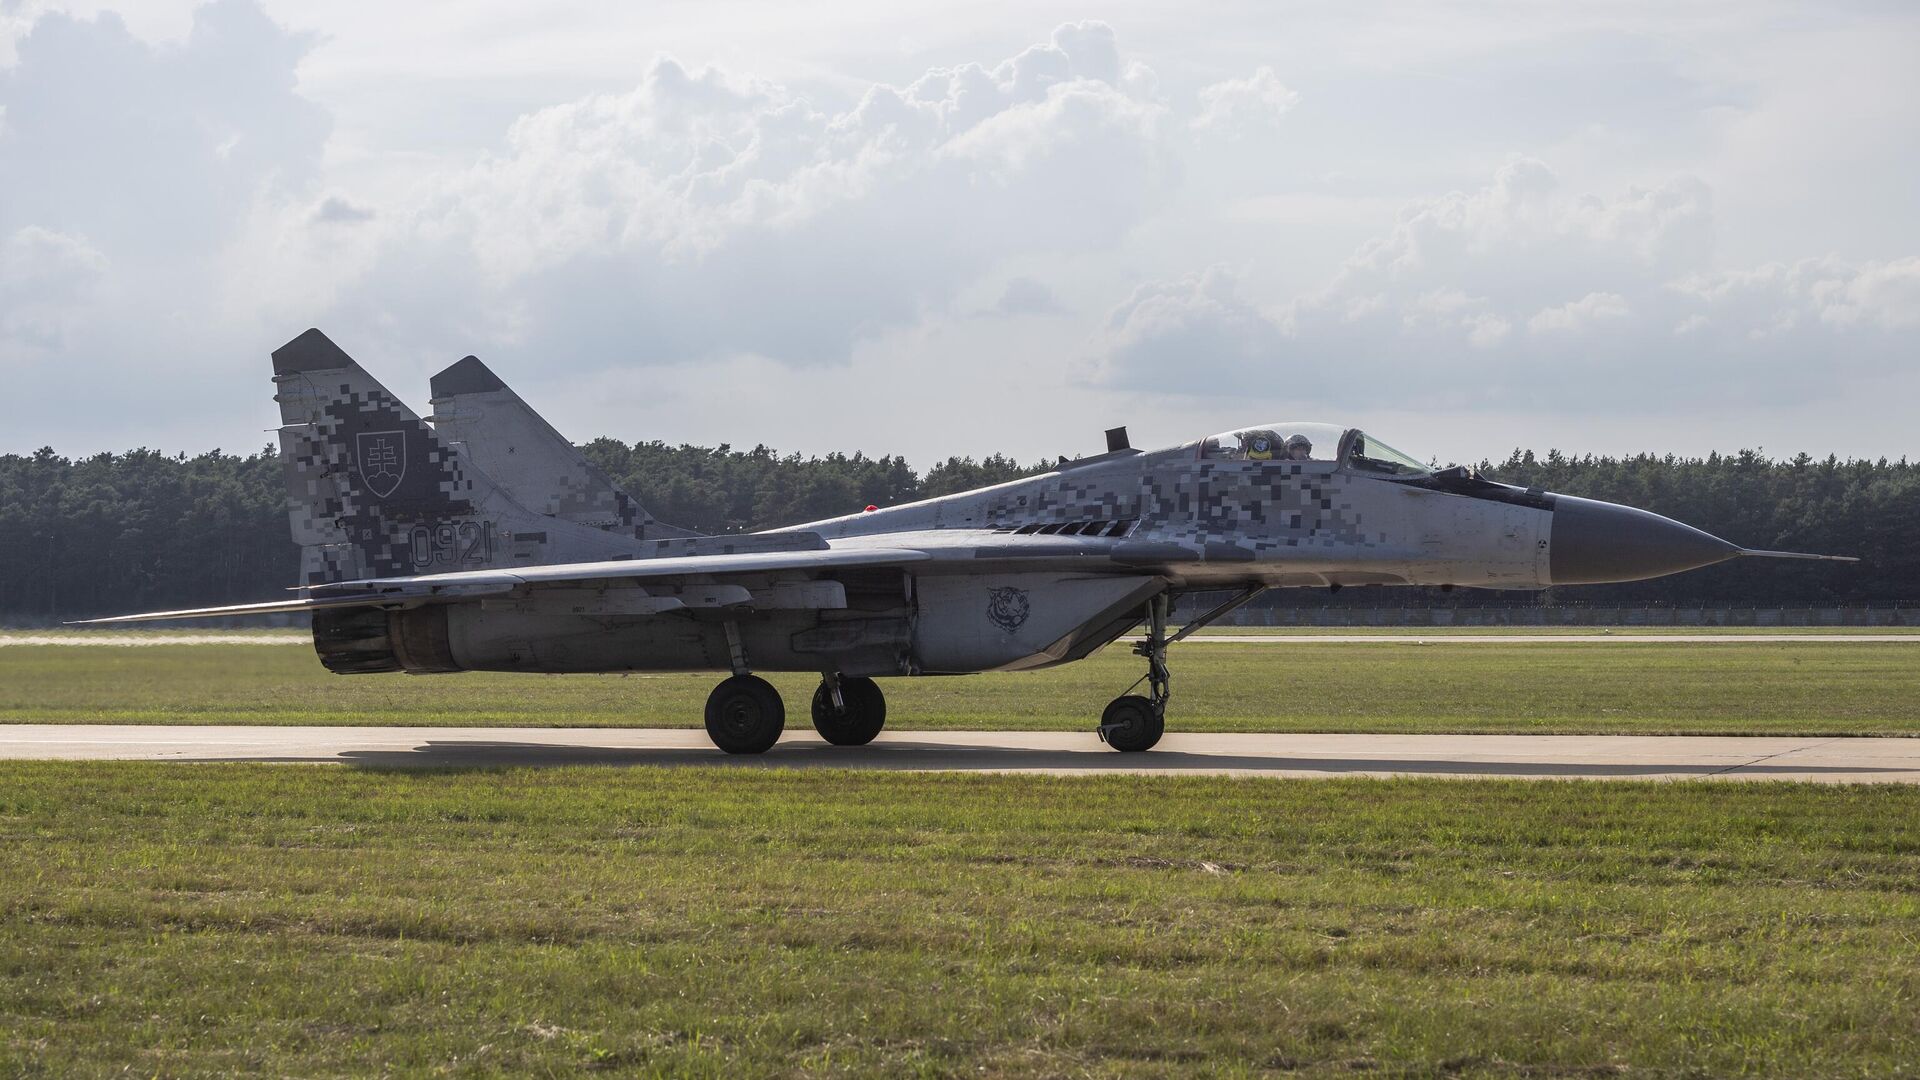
[986, 586, 1031, 632]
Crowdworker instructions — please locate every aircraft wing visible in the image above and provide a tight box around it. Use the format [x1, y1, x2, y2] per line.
[72, 546, 935, 624]
[74, 525, 1365, 626]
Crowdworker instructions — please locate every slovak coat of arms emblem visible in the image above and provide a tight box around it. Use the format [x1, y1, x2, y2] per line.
[355, 430, 408, 499]
[986, 586, 1031, 632]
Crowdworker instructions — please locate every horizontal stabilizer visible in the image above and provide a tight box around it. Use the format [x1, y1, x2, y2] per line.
[69, 595, 402, 626]
[1737, 549, 1861, 563]
[314, 546, 934, 594]
[74, 546, 932, 625]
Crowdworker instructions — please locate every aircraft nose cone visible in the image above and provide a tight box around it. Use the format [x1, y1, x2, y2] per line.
[1548, 495, 1739, 585]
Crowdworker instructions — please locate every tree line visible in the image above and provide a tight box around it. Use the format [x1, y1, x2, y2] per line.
[0, 442, 1910, 621]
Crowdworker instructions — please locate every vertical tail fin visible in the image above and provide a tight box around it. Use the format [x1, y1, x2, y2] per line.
[271, 329, 649, 585]
[428, 355, 699, 540]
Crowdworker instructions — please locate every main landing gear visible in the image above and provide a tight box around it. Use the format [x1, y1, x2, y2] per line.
[811, 674, 887, 746]
[701, 665, 887, 755]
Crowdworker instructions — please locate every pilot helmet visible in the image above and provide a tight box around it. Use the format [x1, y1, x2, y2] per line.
[1284, 433, 1313, 459]
[1245, 431, 1278, 460]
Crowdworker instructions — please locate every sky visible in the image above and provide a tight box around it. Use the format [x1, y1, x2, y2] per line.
[2, 0, 1916, 468]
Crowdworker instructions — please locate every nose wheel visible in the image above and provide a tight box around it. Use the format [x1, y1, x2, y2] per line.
[1100, 694, 1164, 753]
[1100, 593, 1171, 752]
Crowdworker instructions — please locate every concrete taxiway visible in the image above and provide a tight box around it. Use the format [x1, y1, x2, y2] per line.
[5, 632, 1915, 647]
[2, 726, 1915, 781]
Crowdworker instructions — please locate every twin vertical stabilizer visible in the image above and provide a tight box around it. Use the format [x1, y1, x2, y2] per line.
[271, 329, 661, 585]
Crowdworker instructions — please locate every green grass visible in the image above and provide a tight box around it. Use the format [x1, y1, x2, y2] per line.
[1, 764, 1916, 1076]
[3, 639, 1918, 735]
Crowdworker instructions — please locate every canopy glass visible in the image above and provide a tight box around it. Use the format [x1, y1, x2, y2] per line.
[1191, 423, 1431, 477]
[1195, 422, 1345, 463]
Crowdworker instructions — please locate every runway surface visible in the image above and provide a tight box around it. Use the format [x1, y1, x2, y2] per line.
[5, 632, 1915, 647]
[4, 725, 1916, 781]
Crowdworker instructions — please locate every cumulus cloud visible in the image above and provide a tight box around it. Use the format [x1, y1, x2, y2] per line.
[1, 8, 1253, 452]
[1193, 66, 1298, 138]
[1100, 265, 1287, 378]
[0, 1, 327, 258]
[311, 195, 375, 225]
[1097, 159, 1920, 410]
[328, 20, 1182, 365]
[1527, 292, 1631, 334]
[1813, 257, 1920, 330]
[987, 276, 1065, 317]
[6, 0, 1913, 464]
[1674, 256, 1920, 333]
[1463, 313, 1512, 349]
[0, 0, 332, 452]
[0, 226, 108, 350]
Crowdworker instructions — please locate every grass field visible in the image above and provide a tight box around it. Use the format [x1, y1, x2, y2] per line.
[1, 764, 1915, 1076]
[2, 637, 1917, 735]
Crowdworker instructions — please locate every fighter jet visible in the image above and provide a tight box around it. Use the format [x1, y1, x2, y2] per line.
[84, 329, 1857, 753]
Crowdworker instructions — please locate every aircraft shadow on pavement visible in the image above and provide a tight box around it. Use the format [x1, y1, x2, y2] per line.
[255, 740, 1920, 778]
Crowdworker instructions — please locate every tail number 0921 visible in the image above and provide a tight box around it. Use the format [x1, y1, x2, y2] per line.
[410, 521, 493, 568]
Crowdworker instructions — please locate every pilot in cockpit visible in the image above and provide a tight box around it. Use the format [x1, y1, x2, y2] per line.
[1284, 433, 1314, 461]
[1241, 430, 1281, 461]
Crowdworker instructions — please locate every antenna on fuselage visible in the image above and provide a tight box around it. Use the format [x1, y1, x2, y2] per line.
[1105, 426, 1130, 452]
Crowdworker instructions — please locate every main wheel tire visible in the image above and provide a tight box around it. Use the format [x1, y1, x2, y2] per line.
[1100, 694, 1164, 753]
[811, 676, 887, 746]
[704, 674, 786, 754]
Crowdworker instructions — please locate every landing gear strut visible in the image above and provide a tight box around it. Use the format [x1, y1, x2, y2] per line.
[1100, 593, 1170, 752]
[811, 674, 887, 746]
[1097, 586, 1267, 753]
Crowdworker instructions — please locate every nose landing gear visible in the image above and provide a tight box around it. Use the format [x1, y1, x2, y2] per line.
[1100, 593, 1170, 752]
[1097, 586, 1265, 753]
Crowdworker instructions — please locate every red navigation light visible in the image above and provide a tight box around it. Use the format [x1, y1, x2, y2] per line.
[864, 504, 878, 513]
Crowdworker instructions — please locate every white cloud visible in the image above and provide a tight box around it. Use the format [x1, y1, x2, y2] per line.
[1193, 66, 1298, 138]
[1821, 256, 1920, 330]
[0, 3, 326, 257]
[2, 1, 1917, 465]
[988, 276, 1064, 317]
[1097, 265, 1287, 385]
[1097, 159, 1919, 411]
[1464, 313, 1511, 348]
[1672, 256, 1920, 335]
[318, 21, 1181, 366]
[310, 194, 374, 225]
[0, 225, 108, 349]
[0, 1, 333, 452]
[1527, 291, 1631, 334]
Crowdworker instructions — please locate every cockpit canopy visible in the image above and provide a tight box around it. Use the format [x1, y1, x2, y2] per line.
[1193, 422, 1431, 477]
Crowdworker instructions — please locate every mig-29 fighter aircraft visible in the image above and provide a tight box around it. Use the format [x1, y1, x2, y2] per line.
[85, 329, 1856, 753]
